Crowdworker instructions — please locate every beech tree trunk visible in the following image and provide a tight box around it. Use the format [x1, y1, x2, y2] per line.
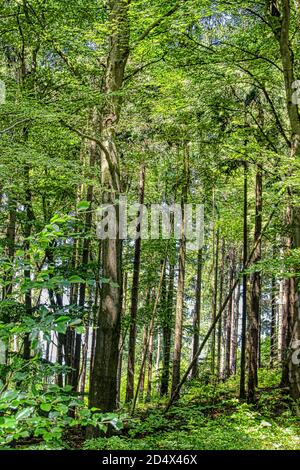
[23, 165, 34, 360]
[230, 281, 240, 375]
[225, 248, 235, 379]
[161, 262, 174, 395]
[217, 239, 225, 379]
[270, 0, 300, 399]
[240, 161, 248, 398]
[126, 163, 146, 402]
[270, 269, 277, 367]
[146, 320, 154, 402]
[171, 151, 188, 394]
[211, 230, 219, 375]
[89, 0, 130, 412]
[191, 249, 203, 379]
[139, 326, 148, 401]
[248, 165, 263, 402]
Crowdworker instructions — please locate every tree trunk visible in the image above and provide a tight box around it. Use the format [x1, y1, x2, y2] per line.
[139, 326, 148, 401]
[191, 249, 203, 379]
[211, 230, 219, 376]
[161, 262, 174, 395]
[3, 198, 16, 300]
[225, 248, 235, 379]
[171, 145, 188, 395]
[155, 332, 161, 392]
[89, 0, 130, 412]
[240, 161, 248, 399]
[217, 239, 225, 379]
[271, 0, 300, 399]
[270, 255, 277, 367]
[117, 271, 128, 405]
[146, 320, 154, 402]
[248, 165, 263, 402]
[230, 281, 240, 375]
[126, 163, 146, 402]
[23, 165, 34, 360]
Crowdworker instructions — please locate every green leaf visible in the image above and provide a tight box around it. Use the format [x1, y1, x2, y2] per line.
[110, 418, 124, 431]
[77, 201, 90, 211]
[15, 407, 34, 421]
[55, 316, 70, 323]
[40, 403, 52, 412]
[68, 275, 85, 283]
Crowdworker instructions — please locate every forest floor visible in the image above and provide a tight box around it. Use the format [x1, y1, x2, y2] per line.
[82, 369, 300, 451]
[12, 369, 299, 450]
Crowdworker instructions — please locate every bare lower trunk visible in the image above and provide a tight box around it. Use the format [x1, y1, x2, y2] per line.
[171, 145, 188, 394]
[240, 161, 248, 399]
[248, 166, 262, 403]
[225, 248, 235, 379]
[191, 249, 203, 379]
[217, 239, 225, 379]
[89, 0, 130, 412]
[126, 164, 145, 402]
[139, 326, 148, 401]
[230, 282, 240, 375]
[146, 321, 154, 402]
[270, 268, 277, 367]
[270, 0, 300, 401]
[171, 230, 186, 394]
[161, 263, 174, 395]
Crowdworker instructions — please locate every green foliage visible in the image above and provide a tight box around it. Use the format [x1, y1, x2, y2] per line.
[84, 369, 300, 451]
[0, 384, 125, 448]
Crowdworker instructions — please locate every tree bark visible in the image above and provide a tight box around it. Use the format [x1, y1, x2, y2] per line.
[248, 165, 263, 402]
[270, 0, 300, 399]
[217, 239, 225, 379]
[191, 249, 203, 379]
[171, 145, 188, 395]
[126, 163, 146, 402]
[161, 262, 174, 395]
[89, 0, 130, 412]
[240, 161, 248, 399]
[270, 268, 278, 368]
[211, 230, 219, 376]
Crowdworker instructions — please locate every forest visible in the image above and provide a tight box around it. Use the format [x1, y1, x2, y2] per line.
[0, 0, 300, 453]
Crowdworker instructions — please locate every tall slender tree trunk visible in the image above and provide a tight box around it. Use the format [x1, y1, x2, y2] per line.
[89, 0, 130, 412]
[74, 125, 98, 391]
[139, 326, 148, 401]
[240, 161, 248, 398]
[146, 320, 154, 402]
[248, 165, 263, 402]
[126, 163, 146, 402]
[217, 239, 225, 379]
[23, 165, 34, 360]
[117, 271, 128, 405]
[155, 332, 161, 392]
[3, 198, 16, 300]
[225, 248, 235, 378]
[161, 262, 174, 395]
[230, 281, 240, 375]
[211, 231, 219, 376]
[171, 144, 188, 395]
[191, 249, 203, 379]
[270, 0, 300, 399]
[132, 260, 166, 414]
[270, 268, 277, 367]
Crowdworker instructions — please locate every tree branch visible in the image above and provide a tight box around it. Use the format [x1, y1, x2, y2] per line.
[135, 1, 185, 44]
